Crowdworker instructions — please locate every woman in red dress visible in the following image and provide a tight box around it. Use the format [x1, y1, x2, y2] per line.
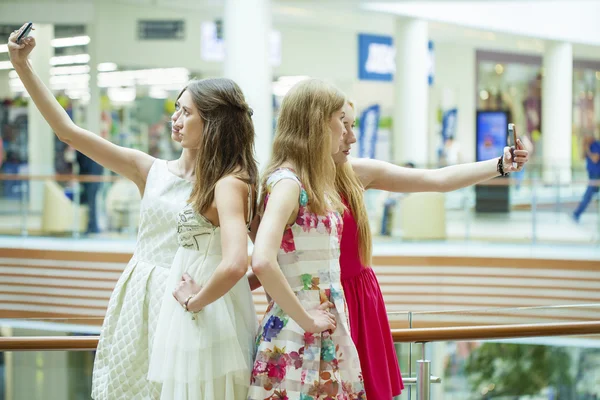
[334, 101, 529, 399]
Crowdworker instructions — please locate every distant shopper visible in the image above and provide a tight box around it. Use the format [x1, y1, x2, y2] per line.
[573, 135, 600, 222]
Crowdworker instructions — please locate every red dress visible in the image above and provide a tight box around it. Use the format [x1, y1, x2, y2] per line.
[340, 198, 404, 399]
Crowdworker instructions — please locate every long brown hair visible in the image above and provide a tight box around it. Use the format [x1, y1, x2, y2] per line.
[335, 102, 372, 266]
[183, 78, 258, 215]
[260, 78, 345, 215]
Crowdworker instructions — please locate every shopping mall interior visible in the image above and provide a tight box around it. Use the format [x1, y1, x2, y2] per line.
[0, 0, 599, 399]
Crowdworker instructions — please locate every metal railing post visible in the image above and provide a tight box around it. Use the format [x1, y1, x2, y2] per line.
[417, 343, 431, 400]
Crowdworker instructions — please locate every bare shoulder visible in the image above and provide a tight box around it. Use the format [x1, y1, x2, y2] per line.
[262, 178, 300, 226]
[268, 177, 301, 197]
[214, 175, 251, 204]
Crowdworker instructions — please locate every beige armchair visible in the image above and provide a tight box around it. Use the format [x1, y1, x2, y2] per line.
[41, 180, 88, 234]
[399, 192, 446, 240]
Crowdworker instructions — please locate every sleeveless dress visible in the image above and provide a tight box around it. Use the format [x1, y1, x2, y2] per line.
[340, 197, 404, 399]
[148, 186, 258, 400]
[248, 168, 366, 400]
[92, 159, 192, 400]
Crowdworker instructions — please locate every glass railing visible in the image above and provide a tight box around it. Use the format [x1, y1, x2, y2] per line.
[390, 303, 600, 328]
[1, 350, 94, 400]
[0, 317, 101, 400]
[392, 321, 600, 400]
[0, 173, 139, 239]
[1, 309, 599, 400]
[367, 164, 599, 246]
[390, 305, 600, 399]
[1, 164, 598, 245]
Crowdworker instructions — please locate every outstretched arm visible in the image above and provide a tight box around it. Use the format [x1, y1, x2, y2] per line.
[352, 140, 529, 193]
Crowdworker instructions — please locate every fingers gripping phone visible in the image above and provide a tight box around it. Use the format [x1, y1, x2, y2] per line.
[508, 123, 518, 168]
[17, 22, 33, 44]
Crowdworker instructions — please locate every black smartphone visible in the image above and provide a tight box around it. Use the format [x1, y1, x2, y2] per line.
[17, 22, 33, 44]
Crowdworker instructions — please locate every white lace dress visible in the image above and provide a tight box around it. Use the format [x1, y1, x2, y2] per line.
[92, 159, 192, 400]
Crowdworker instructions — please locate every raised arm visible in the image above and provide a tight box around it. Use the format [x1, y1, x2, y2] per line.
[251, 179, 335, 333]
[8, 25, 154, 193]
[352, 139, 529, 193]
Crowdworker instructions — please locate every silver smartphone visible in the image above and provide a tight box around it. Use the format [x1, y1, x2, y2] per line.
[508, 123, 518, 168]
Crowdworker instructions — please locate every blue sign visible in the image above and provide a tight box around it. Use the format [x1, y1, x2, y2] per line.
[441, 108, 457, 142]
[358, 34, 435, 85]
[476, 111, 508, 162]
[428, 40, 435, 86]
[358, 34, 394, 82]
[358, 104, 381, 158]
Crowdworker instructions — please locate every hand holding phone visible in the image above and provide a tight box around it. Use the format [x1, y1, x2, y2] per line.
[508, 123, 518, 168]
[7, 22, 36, 66]
[17, 22, 33, 44]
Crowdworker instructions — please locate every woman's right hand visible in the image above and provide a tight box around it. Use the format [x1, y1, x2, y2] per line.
[8, 23, 36, 66]
[304, 302, 336, 333]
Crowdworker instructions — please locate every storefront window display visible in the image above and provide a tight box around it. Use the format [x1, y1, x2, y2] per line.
[0, 97, 28, 199]
[476, 51, 600, 175]
[476, 52, 541, 173]
[100, 89, 183, 161]
[572, 60, 600, 170]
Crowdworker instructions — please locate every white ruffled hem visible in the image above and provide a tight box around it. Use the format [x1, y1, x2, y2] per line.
[148, 250, 256, 399]
[159, 371, 250, 400]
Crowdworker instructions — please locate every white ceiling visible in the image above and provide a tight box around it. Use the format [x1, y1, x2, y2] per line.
[4, 0, 600, 58]
[363, 1, 600, 47]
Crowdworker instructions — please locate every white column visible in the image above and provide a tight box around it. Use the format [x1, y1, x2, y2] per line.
[434, 43, 476, 163]
[224, 0, 273, 171]
[542, 41, 573, 183]
[393, 18, 429, 167]
[86, 22, 101, 138]
[0, 70, 10, 98]
[27, 23, 54, 212]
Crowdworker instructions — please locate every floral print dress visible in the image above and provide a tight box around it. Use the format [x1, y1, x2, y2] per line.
[248, 168, 366, 400]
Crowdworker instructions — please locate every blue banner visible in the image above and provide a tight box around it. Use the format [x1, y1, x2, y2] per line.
[358, 34, 435, 85]
[358, 34, 394, 82]
[428, 40, 435, 86]
[358, 104, 381, 159]
[441, 108, 457, 142]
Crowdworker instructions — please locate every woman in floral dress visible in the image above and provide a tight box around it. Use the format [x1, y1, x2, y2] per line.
[248, 79, 366, 400]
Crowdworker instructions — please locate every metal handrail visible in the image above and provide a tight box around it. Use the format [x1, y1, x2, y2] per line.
[1, 321, 599, 351]
[0, 173, 117, 183]
[391, 320, 600, 343]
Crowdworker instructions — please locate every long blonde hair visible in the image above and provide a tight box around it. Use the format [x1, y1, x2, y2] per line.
[183, 78, 258, 215]
[335, 102, 372, 266]
[260, 78, 345, 215]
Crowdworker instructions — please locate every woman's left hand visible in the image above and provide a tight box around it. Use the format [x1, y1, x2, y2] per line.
[503, 138, 529, 172]
[173, 273, 203, 311]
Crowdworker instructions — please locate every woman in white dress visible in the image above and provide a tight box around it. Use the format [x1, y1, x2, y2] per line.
[147, 79, 258, 399]
[8, 25, 216, 399]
